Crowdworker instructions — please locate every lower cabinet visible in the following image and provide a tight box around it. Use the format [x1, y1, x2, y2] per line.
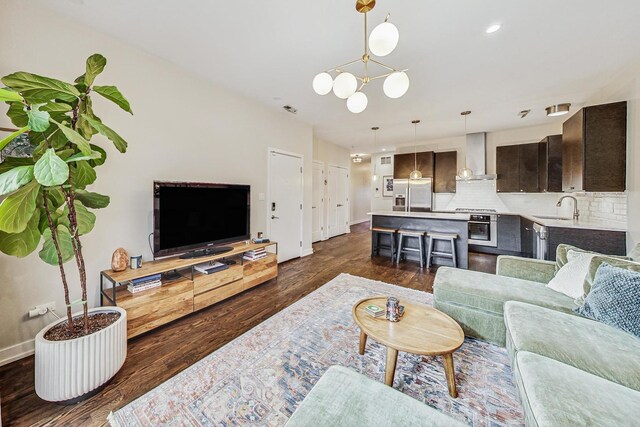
[497, 214, 521, 253]
[546, 228, 627, 260]
[519, 217, 535, 259]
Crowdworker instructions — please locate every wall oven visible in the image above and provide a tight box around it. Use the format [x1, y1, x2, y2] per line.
[467, 214, 498, 247]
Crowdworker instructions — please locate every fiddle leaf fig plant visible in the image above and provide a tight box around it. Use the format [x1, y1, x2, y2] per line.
[0, 54, 132, 337]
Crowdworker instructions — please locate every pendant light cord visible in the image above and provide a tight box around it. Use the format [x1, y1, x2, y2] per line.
[414, 121, 418, 171]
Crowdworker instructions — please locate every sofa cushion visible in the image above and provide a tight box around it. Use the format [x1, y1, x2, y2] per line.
[434, 267, 576, 317]
[555, 243, 630, 272]
[504, 301, 640, 391]
[285, 365, 464, 427]
[576, 262, 640, 338]
[513, 351, 640, 427]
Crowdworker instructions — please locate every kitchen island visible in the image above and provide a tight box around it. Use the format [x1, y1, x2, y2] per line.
[369, 211, 470, 269]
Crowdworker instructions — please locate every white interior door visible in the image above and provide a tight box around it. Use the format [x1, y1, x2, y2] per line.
[327, 165, 349, 238]
[268, 150, 303, 262]
[312, 161, 324, 242]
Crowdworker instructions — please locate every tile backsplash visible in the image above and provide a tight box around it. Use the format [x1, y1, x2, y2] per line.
[439, 180, 628, 228]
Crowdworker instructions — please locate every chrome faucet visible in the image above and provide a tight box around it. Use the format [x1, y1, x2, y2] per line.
[556, 196, 580, 221]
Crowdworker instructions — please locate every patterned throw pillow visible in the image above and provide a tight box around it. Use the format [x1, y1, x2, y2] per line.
[582, 256, 640, 295]
[575, 262, 640, 338]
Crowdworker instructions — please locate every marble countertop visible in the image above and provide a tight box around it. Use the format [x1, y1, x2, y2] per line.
[514, 213, 626, 232]
[368, 211, 471, 221]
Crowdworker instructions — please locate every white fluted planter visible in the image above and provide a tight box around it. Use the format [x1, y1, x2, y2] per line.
[35, 307, 127, 403]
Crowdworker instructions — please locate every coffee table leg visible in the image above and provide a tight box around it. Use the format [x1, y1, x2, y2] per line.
[384, 347, 398, 386]
[358, 330, 368, 355]
[443, 353, 458, 398]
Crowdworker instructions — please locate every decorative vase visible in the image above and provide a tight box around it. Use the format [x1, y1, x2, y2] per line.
[34, 307, 127, 403]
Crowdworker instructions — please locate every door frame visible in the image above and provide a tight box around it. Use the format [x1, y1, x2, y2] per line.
[327, 163, 350, 238]
[266, 148, 304, 261]
[312, 160, 325, 242]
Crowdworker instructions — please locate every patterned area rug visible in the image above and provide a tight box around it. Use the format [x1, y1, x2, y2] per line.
[109, 274, 524, 426]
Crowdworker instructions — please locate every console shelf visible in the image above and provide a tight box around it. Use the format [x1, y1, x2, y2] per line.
[100, 241, 277, 338]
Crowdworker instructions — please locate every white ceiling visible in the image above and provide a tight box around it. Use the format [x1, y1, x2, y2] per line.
[38, 0, 640, 152]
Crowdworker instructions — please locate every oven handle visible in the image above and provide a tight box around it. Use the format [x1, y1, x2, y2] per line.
[468, 221, 491, 224]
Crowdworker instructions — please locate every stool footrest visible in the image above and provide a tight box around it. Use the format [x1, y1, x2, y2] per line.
[432, 251, 454, 257]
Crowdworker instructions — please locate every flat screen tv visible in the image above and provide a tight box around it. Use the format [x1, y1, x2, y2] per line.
[153, 181, 250, 258]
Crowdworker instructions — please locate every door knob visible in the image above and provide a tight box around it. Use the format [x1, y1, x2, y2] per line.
[271, 215, 280, 219]
[337, 204, 343, 207]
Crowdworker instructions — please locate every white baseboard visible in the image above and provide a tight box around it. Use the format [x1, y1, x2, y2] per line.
[301, 248, 314, 257]
[350, 218, 369, 226]
[0, 339, 35, 367]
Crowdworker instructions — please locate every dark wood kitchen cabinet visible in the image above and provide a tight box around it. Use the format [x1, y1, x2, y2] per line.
[496, 143, 539, 192]
[393, 152, 434, 179]
[538, 135, 563, 193]
[497, 214, 521, 253]
[562, 101, 627, 192]
[434, 151, 457, 193]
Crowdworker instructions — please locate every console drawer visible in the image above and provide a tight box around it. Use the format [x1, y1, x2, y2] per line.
[243, 253, 278, 290]
[194, 278, 244, 311]
[193, 264, 243, 295]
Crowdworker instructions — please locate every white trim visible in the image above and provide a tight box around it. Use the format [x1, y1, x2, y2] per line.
[350, 218, 369, 226]
[267, 148, 304, 261]
[0, 339, 35, 367]
[312, 160, 325, 243]
[301, 248, 314, 257]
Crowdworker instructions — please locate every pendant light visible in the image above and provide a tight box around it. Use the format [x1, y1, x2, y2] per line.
[458, 111, 474, 180]
[409, 120, 422, 180]
[372, 126, 380, 181]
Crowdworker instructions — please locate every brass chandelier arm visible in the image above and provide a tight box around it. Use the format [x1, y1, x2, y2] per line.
[328, 58, 362, 73]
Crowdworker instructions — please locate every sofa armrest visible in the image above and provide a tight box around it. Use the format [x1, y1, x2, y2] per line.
[496, 256, 556, 284]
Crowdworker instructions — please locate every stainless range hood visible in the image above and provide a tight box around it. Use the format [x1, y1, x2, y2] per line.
[457, 132, 497, 181]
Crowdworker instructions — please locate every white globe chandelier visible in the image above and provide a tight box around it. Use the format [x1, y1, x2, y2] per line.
[312, 0, 409, 114]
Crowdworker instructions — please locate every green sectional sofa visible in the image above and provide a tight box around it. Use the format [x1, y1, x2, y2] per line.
[285, 365, 464, 427]
[433, 248, 640, 427]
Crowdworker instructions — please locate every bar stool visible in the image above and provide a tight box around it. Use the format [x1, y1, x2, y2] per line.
[426, 232, 458, 268]
[396, 229, 427, 269]
[371, 227, 398, 262]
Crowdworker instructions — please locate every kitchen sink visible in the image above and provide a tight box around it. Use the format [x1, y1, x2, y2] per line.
[532, 215, 571, 220]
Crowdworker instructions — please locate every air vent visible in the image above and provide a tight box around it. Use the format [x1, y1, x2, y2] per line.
[283, 105, 298, 114]
[380, 156, 391, 165]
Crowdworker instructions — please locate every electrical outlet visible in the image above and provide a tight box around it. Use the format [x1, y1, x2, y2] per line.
[29, 301, 56, 318]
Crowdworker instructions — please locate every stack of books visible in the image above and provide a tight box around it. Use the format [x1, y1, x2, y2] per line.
[244, 248, 267, 261]
[365, 304, 385, 318]
[127, 274, 162, 293]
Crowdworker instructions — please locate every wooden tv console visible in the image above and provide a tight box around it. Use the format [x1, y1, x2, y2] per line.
[100, 241, 277, 338]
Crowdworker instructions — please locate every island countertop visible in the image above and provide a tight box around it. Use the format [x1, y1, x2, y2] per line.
[368, 211, 471, 221]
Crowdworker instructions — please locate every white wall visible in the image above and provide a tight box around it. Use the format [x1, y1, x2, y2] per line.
[0, 0, 313, 364]
[628, 78, 640, 251]
[349, 159, 371, 225]
[370, 152, 394, 211]
[312, 137, 351, 237]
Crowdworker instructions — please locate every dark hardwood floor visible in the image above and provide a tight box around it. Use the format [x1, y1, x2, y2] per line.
[0, 222, 496, 426]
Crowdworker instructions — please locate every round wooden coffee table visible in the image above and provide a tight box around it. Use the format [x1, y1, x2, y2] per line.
[352, 296, 465, 397]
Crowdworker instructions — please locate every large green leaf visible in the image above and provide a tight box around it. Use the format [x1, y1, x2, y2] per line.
[39, 224, 74, 265]
[45, 187, 67, 210]
[6, 102, 28, 127]
[59, 200, 95, 235]
[89, 144, 107, 167]
[51, 119, 91, 155]
[1, 72, 80, 103]
[0, 88, 22, 102]
[0, 209, 41, 258]
[65, 150, 102, 163]
[92, 85, 133, 114]
[0, 166, 34, 197]
[0, 126, 29, 151]
[0, 157, 34, 174]
[38, 207, 57, 234]
[40, 102, 72, 113]
[70, 160, 96, 189]
[27, 105, 51, 132]
[75, 190, 110, 209]
[76, 97, 96, 139]
[34, 149, 69, 187]
[85, 54, 106, 87]
[0, 180, 40, 233]
[83, 115, 128, 153]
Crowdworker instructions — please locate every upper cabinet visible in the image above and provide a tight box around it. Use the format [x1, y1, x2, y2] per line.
[496, 143, 540, 192]
[434, 151, 458, 193]
[538, 134, 563, 193]
[393, 152, 434, 179]
[562, 101, 627, 192]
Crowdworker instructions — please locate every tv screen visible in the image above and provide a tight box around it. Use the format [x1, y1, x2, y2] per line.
[153, 182, 250, 257]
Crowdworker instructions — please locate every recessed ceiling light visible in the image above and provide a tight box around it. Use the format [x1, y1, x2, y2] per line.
[486, 24, 502, 34]
[545, 103, 571, 117]
[382, 148, 387, 151]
